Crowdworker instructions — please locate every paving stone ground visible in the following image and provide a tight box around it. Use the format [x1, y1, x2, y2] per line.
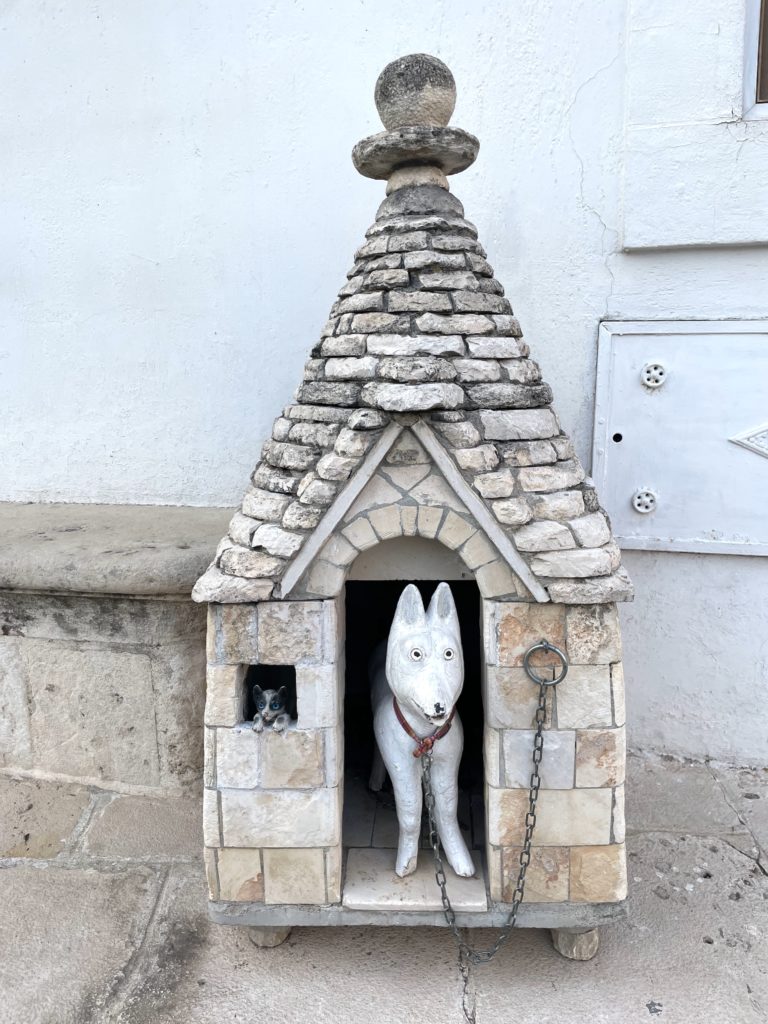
[0, 754, 766, 1024]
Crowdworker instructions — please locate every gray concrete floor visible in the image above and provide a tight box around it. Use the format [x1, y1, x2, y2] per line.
[0, 754, 766, 1024]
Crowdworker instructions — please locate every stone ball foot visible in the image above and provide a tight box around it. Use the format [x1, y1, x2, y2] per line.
[248, 925, 292, 948]
[550, 927, 599, 961]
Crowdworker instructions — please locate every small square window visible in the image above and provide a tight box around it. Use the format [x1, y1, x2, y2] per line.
[243, 664, 297, 725]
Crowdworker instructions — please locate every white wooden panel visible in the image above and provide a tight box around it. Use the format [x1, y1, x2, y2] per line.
[593, 322, 768, 555]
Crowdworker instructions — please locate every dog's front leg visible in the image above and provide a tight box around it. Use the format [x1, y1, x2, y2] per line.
[429, 753, 476, 878]
[389, 760, 423, 877]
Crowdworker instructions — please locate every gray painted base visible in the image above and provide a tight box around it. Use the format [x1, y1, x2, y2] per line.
[210, 899, 626, 930]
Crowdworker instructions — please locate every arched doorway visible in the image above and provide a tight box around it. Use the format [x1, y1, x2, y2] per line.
[341, 537, 485, 867]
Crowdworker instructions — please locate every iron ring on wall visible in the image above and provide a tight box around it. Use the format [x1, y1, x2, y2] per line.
[523, 639, 569, 686]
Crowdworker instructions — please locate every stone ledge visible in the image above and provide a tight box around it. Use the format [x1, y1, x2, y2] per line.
[0, 502, 231, 597]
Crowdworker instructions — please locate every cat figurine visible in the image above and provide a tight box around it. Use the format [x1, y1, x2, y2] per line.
[252, 685, 290, 733]
[369, 582, 475, 879]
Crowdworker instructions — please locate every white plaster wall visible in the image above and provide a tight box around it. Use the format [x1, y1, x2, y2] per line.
[1, 1, 766, 762]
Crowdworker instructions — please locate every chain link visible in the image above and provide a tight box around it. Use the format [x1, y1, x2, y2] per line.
[422, 643, 561, 966]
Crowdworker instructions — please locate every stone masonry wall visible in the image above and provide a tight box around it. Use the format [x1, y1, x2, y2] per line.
[203, 599, 344, 905]
[0, 591, 206, 791]
[484, 600, 626, 904]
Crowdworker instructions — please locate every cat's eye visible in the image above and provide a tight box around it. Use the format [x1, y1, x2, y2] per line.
[270, 701, 281, 710]
[409, 647, 424, 662]
[444, 648, 455, 660]
[257, 701, 265, 709]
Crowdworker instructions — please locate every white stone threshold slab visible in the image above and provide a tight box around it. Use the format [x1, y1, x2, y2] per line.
[342, 847, 487, 912]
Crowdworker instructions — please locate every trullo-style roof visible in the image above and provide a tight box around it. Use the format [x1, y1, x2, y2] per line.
[193, 54, 632, 607]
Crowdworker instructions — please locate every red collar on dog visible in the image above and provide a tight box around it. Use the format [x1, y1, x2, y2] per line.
[393, 697, 455, 758]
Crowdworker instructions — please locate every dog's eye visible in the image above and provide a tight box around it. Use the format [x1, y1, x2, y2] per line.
[409, 647, 424, 662]
[444, 648, 454, 660]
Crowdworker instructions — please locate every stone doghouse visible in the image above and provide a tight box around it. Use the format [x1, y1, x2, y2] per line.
[194, 55, 632, 957]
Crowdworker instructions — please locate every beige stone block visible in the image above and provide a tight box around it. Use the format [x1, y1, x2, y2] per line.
[513, 520, 575, 552]
[204, 664, 246, 727]
[381, 464, 431, 490]
[218, 847, 264, 902]
[342, 516, 378, 550]
[568, 511, 610, 548]
[417, 505, 443, 538]
[494, 602, 567, 668]
[221, 788, 339, 847]
[411, 472, 465, 509]
[258, 602, 325, 665]
[326, 844, 343, 903]
[401, 505, 418, 536]
[0, 776, 90, 859]
[476, 560, 519, 598]
[484, 665, 554, 729]
[23, 641, 161, 787]
[575, 727, 626, 788]
[204, 728, 216, 788]
[217, 726, 260, 788]
[566, 605, 622, 664]
[454, 444, 499, 472]
[502, 846, 569, 903]
[556, 665, 612, 729]
[484, 725, 501, 787]
[503, 729, 575, 789]
[211, 605, 259, 663]
[320, 534, 358, 568]
[263, 848, 327, 905]
[487, 842, 503, 901]
[261, 728, 324, 788]
[369, 504, 403, 540]
[385, 430, 429, 464]
[460, 531, 497, 570]
[347, 473, 401, 517]
[611, 662, 626, 726]
[612, 784, 625, 843]
[304, 560, 345, 599]
[570, 844, 627, 902]
[438, 510, 476, 551]
[487, 787, 612, 846]
[295, 664, 339, 729]
[473, 469, 515, 499]
[0, 639, 31, 770]
[203, 847, 219, 900]
[323, 727, 343, 787]
[203, 788, 220, 847]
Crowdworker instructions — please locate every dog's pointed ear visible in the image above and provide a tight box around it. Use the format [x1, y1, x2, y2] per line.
[392, 584, 426, 631]
[427, 582, 459, 628]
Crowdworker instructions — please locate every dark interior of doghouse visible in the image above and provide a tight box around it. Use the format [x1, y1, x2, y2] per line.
[342, 580, 485, 854]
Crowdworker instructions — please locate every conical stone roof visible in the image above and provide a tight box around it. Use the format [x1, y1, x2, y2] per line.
[194, 55, 632, 607]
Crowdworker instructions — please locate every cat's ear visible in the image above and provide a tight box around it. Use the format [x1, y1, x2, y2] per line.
[392, 584, 425, 631]
[253, 685, 263, 698]
[427, 582, 459, 630]
[276, 686, 288, 702]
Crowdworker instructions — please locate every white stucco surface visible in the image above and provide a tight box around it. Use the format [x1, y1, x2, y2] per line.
[2, 1, 766, 762]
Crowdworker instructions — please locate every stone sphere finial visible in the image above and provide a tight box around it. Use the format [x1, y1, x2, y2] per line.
[374, 54, 456, 130]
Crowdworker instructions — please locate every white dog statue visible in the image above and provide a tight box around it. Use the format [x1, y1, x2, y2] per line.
[369, 582, 475, 879]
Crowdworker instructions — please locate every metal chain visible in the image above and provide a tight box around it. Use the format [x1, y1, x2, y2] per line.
[422, 639, 565, 966]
